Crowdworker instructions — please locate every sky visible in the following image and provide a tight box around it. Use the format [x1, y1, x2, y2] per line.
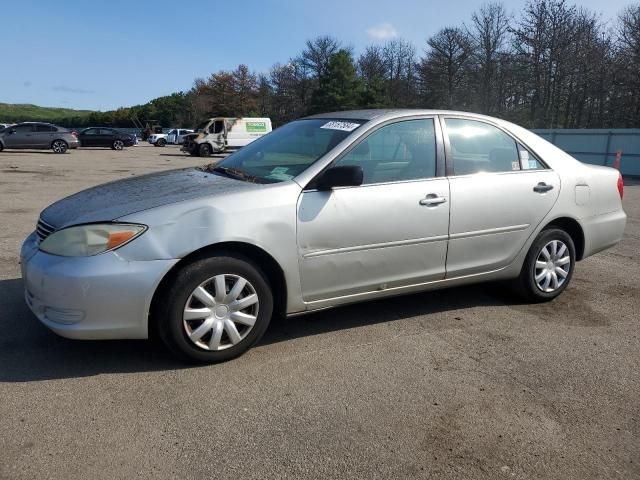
[1, 0, 634, 111]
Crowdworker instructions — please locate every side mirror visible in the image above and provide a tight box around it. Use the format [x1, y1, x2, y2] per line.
[9, 128, 16, 135]
[317, 165, 363, 190]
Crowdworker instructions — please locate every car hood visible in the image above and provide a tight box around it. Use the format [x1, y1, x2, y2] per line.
[40, 167, 260, 228]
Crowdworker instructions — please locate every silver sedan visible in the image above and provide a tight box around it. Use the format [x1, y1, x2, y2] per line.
[20, 110, 627, 363]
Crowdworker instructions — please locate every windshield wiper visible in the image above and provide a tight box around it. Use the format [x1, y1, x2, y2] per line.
[211, 166, 259, 183]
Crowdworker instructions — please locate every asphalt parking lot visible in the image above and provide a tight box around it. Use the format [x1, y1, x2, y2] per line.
[0, 143, 638, 479]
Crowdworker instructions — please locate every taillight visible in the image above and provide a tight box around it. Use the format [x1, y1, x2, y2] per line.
[617, 172, 624, 199]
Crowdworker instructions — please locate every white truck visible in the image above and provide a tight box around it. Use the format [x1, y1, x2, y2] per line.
[182, 117, 272, 156]
[148, 132, 168, 146]
[166, 128, 193, 145]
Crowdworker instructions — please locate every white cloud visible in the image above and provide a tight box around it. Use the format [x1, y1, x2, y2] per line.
[366, 23, 398, 41]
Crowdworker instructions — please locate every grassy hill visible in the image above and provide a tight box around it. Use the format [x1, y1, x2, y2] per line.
[0, 103, 96, 123]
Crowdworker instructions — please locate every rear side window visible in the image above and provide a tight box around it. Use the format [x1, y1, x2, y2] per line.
[518, 143, 546, 170]
[445, 118, 520, 175]
[36, 124, 56, 132]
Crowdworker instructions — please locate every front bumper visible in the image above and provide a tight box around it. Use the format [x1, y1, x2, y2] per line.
[20, 232, 178, 340]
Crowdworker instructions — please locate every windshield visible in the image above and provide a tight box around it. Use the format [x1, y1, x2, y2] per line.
[194, 120, 209, 133]
[208, 118, 366, 183]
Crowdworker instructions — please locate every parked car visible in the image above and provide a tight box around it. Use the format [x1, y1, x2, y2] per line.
[148, 132, 168, 146]
[21, 110, 626, 363]
[0, 122, 78, 153]
[166, 129, 194, 145]
[77, 127, 135, 150]
[182, 117, 272, 156]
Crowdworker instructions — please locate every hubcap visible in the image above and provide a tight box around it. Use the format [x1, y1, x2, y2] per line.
[182, 274, 259, 351]
[53, 141, 65, 152]
[534, 240, 571, 293]
[115, 141, 123, 149]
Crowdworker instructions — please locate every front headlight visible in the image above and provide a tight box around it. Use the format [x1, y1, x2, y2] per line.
[39, 223, 146, 257]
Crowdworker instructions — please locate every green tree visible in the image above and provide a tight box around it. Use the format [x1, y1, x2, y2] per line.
[310, 49, 362, 113]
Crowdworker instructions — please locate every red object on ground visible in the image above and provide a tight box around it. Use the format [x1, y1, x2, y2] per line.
[617, 172, 624, 199]
[613, 149, 622, 170]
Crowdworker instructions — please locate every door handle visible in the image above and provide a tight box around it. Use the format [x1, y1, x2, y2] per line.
[533, 182, 554, 193]
[419, 194, 447, 206]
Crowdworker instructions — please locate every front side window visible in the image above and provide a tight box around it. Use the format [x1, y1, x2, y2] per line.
[210, 121, 224, 134]
[100, 129, 114, 135]
[334, 119, 437, 184]
[14, 124, 33, 132]
[445, 118, 520, 175]
[210, 118, 366, 183]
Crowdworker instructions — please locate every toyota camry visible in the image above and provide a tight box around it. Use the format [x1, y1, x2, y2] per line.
[20, 110, 627, 363]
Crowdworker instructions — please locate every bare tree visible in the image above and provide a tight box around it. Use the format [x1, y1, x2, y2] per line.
[467, 2, 511, 113]
[299, 36, 342, 79]
[419, 28, 474, 109]
[382, 39, 418, 106]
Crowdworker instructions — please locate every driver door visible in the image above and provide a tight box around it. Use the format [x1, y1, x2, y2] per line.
[5, 124, 34, 147]
[297, 118, 450, 302]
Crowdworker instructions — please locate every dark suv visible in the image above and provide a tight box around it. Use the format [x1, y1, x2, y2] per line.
[0, 122, 79, 153]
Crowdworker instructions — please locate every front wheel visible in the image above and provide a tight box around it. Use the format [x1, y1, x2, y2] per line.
[518, 228, 575, 302]
[199, 143, 212, 157]
[156, 138, 166, 147]
[157, 254, 274, 363]
[51, 140, 68, 153]
[112, 140, 124, 150]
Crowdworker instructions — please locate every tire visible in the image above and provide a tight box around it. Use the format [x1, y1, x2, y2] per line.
[51, 140, 68, 154]
[157, 253, 274, 363]
[0, 142, 3, 152]
[517, 228, 576, 302]
[112, 140, 124, 150]
[156, 138, 166, 147]
[199, 143, 212, 157]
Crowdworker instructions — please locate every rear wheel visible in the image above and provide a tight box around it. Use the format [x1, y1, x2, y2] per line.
[157, 254, 273, 363]
[0, 143, 3, 152]
[518, 228, 575, 302]
[112, 140, 124, 150]
[199, 143, 212, 157]
[51, 140, 68, 153]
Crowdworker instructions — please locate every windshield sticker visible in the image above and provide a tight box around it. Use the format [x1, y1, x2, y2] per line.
[320, 121, 361, 132]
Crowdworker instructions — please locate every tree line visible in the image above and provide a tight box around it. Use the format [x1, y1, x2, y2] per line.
[57, 0, 640, 129]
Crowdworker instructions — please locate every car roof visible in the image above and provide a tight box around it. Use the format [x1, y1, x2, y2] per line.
[303, 109, 504, 122]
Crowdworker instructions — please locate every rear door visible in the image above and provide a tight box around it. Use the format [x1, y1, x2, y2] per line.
[442, 116, 560, 277]
[34, 124, 56, 148]
[80, 128, 99, 146]
[98, 129, 115, 147]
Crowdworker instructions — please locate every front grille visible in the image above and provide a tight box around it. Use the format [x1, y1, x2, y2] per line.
[36, 218, 56, 242]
